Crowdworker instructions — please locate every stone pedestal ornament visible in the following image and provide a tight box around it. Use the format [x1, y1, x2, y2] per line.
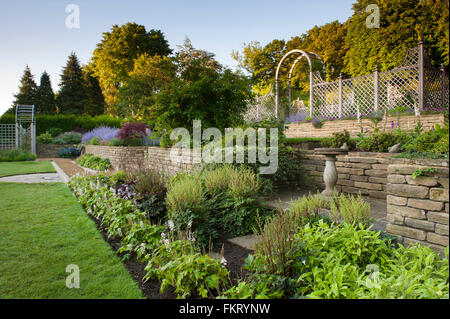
[314, 148, 349, 197]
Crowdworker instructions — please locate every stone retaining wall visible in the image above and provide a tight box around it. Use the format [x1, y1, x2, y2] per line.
[385, 158, 449, 255]
[285, 114, 445, 138]
[83, 145, 200, 176]
[301, 150, 392, 199]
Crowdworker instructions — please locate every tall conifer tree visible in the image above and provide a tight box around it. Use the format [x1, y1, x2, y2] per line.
[56, 52, 87, 114]
[36, 71, 55, 114]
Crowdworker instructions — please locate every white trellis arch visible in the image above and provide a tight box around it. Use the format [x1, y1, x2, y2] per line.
[275, 49, 324, 118]
[15, 105, 36, 154]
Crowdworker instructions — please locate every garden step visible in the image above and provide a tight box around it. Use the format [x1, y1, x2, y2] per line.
[227, 235, 259, 251]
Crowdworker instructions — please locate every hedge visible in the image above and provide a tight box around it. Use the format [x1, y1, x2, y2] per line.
[0, 114, 122, 135]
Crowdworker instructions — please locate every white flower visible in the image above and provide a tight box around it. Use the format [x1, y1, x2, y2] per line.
[117, 228, 122, 236]
[140, 221, 144, 228]
[187, 220, 192, 229]
[161, 232, 166, 239]
[140, 243, 145, 250]
[168, 220, 174, 231]
[221, 257, 227, 268]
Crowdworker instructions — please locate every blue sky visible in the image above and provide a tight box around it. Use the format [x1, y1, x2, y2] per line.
[0, 0, 355, 115]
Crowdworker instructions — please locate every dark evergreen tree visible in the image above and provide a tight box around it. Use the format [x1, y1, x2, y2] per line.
[56, 52, 87, 114]
[82, 65, 105, 115]
[36, 71, 55, 114]
[12, 65, 38, 109]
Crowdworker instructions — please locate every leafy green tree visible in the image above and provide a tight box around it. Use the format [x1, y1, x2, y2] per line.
[150, 67, 252, 139]
[56, 52, 87, 114]
[343, 0, 449, 77]
[116, 54, 176, 119]
[82, 65, 105, 116]
[91, 23, 172, 114]
[12, 65, 38, 109]
[36, 71, 55, 114]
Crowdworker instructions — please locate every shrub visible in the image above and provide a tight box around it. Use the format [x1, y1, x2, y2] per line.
[357, 130, 409, 152]
[57, 146, 81, 158]
[36, 131, 53, 144]
[76, 153, 111, 171]
[201, 165, 232, 195]
[53, 132, 82, 145]
[81, 126, 119, 143]
[117, 123, 148, 141]
[323, 130, 356, 149]
[403, 123, 449, 156]
[0, 149, 36, 162]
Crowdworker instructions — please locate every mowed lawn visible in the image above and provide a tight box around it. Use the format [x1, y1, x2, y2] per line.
[0, 161, 56, 177]
[0, 182, 144, 299]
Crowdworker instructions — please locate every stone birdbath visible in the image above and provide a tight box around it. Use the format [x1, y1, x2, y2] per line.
[314, 148, 349, 197]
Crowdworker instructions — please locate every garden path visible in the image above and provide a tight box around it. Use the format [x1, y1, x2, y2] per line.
[0, 173, 61, 183]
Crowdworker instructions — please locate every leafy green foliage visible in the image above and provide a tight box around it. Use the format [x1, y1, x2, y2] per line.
[357, 130, 410, 152]
[403, 123, 449, 156]
[0, 149, 37, 162]
[144, 237, 230, 298]
[53, 132, 82, 144]
[412, 168, 436, 179]
[329, 193, 372, 225]
[323, 130, 356, 150]
[91, 22, 172, 113]
[76, 153, 111, 171]
[36, 131, 53, 144]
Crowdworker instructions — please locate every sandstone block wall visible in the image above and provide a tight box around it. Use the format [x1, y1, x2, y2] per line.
[385, 158, 449, 254]
[301, 151, 392, 199]
[285, 114, 445, 139]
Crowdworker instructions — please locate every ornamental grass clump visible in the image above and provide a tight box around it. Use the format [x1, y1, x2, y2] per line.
[165, 174, 215, 246]
[228, 166, 260, 199]
[202, 165, 233, 195]
[330, 193, 372, 225]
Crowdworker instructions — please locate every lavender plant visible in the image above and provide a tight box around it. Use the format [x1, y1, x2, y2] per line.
[82, 126, 119, 143]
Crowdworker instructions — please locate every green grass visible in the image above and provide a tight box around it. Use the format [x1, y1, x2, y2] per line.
[0, 161, 56, 177]
[0, 183, 144, 299]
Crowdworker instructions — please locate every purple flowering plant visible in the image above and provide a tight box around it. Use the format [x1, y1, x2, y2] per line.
[82, 126, 119, 143]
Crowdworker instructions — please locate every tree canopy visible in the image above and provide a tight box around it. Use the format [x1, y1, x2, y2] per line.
[233, 0, 449, 92]
[91, 22, 172, 114]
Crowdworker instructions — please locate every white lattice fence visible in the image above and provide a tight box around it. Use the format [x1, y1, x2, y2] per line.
[309, 44, 447, 120]
[0, 124, 16, 150]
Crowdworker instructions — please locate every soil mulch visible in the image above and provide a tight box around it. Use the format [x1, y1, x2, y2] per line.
[38, 158, 85, 177]
[89, 215, 252, 299]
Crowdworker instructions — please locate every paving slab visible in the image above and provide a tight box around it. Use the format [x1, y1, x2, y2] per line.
[0, 173, 61, 183]
[227, 234, 259, 250]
